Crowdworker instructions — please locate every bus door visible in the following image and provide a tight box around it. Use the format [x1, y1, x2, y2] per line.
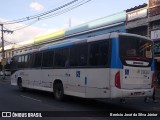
[85, 40, 110, 98]
[68, 69, 87, 97]
[67, 44, 88, 97]
[29, 52, 43, 89]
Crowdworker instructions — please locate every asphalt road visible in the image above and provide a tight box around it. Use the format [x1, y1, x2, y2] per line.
[0, 80, 160, 120]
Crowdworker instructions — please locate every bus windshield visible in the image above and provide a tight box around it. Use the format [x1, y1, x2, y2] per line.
[119, 35, 153, 66]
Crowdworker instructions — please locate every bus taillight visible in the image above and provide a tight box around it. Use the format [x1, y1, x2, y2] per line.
[115, 71, 121, 88]
[151, 73, 155, 88]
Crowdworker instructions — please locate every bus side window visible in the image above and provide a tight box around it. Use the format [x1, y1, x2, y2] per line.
[24, 55, 28, 68]
[42, 50, 54, 68]
[21, 55, 25, 68]
[70, 44, 88, 67]
[17, 56, 22, 68]
[33, 52, 42, 68]
[29, 54, 35, 68]
[54, 48, 69, 67]
[26, 54, 32, 68]
[89, 40, 109, 67]
[11, 56, 18, 70]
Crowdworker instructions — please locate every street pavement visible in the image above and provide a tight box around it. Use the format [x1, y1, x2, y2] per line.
[155, 86, 160, 100]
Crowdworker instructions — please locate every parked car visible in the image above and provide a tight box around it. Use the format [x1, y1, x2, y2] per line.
[0, 69, 11, 76]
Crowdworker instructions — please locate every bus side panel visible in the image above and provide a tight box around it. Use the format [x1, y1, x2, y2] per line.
[85, 68, 110, 98]
[21, 70, 29, 88]
[52, 69, 69, 92]
[40, 69, 54, 92]
[66, 69, 86, 98]
[11, 70, 26, 86]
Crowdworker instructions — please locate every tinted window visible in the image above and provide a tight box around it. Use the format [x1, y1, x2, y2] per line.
[119, 36, 153, 67]
[17, 56, 22, 68]
[119, 36, 153, 59]
[24, 55, 28, 63]
[42, 51, 54, 67]
[89, 40, 109, 66]
[33, 52, 42, 68]
[70, 44, 88, 67]
[11, 56, 18, 70]
[25, 54, 32, 68]
[21, 56, 25, 68]
[54, 48, 69, 67]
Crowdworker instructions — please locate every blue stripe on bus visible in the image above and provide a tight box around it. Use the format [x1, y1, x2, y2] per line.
[111, 38, 122, 69]
[151, 58, 154, 71]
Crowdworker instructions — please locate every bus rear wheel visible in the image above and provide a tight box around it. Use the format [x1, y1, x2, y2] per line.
[54, 83, 64, 101]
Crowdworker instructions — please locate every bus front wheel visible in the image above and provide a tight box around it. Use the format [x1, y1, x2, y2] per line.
[54, 83, 64, 101]
[17, 78, 25, 91]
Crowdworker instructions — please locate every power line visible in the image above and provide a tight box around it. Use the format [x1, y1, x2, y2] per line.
[12, 20, 38, 31]
[3, 0, 91, 31]
[3, 0, 79, 25]
[40, 0, 91, 20]
[4, 40, 15, 45]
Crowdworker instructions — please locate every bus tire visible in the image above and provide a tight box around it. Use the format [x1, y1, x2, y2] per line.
[17, 78, 25, 91]
[54, 82, 64, 101]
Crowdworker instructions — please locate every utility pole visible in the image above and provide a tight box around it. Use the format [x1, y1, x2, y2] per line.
[147, 0, 151, 38]
[0, 24, 13, 80]
[0, 24, 5, 80]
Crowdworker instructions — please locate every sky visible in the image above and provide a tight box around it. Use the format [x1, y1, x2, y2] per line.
[0, 0, 148, 44]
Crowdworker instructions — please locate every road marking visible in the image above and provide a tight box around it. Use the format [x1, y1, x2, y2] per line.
[21, 95, 42, 102]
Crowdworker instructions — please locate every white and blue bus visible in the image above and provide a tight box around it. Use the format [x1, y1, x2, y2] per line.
[10, 32, 154, 101]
